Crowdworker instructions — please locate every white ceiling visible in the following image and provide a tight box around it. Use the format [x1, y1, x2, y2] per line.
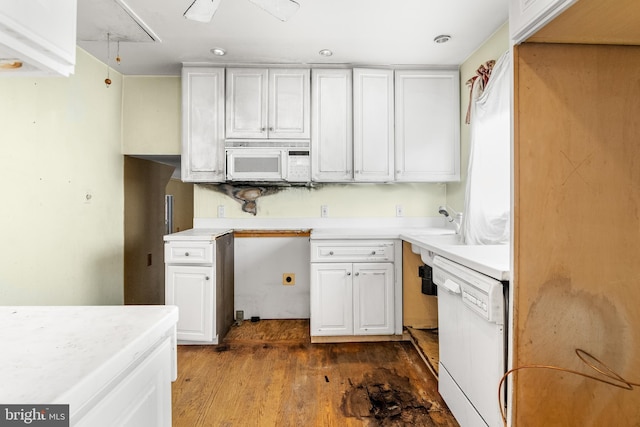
[77, 0, 509, 76]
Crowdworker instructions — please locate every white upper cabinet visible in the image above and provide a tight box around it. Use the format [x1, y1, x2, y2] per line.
[181, 67, 225, 182]
[269, 69, 311, 138]
[353, 69, 395, 182]
[0, 0, 77, 76]
[225, 68, 268, 139]
[226, 68, 310, 139]
[394, 70, 460, 182]
[510, 0, 578, 44]
[311, 69, 353, 182]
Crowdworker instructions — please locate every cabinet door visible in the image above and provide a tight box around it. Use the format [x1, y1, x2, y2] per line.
[509, 0, 577, 44]
[181, 67, 225, 182]
[269, 69, 311, 139]
[353, 69, 394, 182]
[394, 70, 460, 182]
[166, 265, 215, 342]
[311, 69, 353, 182]
[310, 263, 353, 336]
[226, 68, 268, 138]
[353, 263, 394, 335]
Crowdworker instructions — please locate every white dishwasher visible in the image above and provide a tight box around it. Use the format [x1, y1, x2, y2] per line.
[432, 255, 506, 427]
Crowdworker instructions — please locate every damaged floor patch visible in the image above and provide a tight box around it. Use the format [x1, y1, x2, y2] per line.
[341, 368, 439, 426]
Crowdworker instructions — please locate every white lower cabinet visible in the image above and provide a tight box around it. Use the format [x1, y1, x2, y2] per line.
[164, 233, 234, 344]
[166, 265, 215, 342]
[310, 240, 399, 338]
[311, 263, 354, 335]
[353, 263, 394, 334]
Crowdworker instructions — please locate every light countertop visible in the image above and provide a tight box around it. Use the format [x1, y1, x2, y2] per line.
[163, 228, 232, 241]
[309, 227, 454, 240]
[165, 224, 510, 281]
[0, 305, 178, 416]
[401, 233, 510, 281]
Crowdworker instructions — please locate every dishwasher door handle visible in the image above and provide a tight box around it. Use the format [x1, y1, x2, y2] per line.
[441, 278, 461, 294]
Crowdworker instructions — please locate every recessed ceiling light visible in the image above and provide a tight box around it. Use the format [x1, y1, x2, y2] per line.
[319, 49, 333, 57]
[433, 35, 451, 44]
[210, 48, 226, 56]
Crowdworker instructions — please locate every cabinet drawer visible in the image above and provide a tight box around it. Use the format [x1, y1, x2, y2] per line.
[310, 240, 395, 262]
[165, 241, 214, 264]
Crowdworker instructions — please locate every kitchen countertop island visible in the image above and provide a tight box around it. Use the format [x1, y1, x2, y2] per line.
[0, 305, 178, 426]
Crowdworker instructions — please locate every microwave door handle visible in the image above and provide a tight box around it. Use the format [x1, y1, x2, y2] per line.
[282, 149, 288, 180]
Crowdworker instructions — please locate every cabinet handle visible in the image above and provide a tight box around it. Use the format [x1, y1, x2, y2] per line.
[371, 251, 376, 255]
[185, 252, 190, 257]
[346, 272, 351, 276]
[205, 276, 210, 280]
[269, 127, 274, 131]
[260, 127, 266, 132]
[329, 251, 334, 255]
[355, 272, 360, 276]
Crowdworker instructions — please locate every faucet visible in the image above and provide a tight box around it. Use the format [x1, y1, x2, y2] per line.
[438, 205, 463, 234]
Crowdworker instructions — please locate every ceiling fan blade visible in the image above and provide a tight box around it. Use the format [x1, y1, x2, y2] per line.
[248, 0, 300, 22]
[184, 0, 222, 22]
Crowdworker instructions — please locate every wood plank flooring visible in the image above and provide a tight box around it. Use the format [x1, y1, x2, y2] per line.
[406, 327, 440, 378]
[172, 320, 458, 427]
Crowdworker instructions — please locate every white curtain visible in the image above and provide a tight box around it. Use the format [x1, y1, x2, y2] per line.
[461, 51, 511, 245]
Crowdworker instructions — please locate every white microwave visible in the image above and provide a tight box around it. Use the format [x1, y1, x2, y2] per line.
[225, 146, 310, 182]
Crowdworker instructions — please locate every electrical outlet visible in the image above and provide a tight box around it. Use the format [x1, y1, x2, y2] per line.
[396, 205, 404, 217]
[218, 205, 225, 218]
[282, 273, 295, 285]
[321, 205, 329, 218]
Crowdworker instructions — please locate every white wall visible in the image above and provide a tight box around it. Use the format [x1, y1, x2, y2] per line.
[0, 48, 124, 305]
[446, 23, 510, 212]
[234, 237, 310, 319]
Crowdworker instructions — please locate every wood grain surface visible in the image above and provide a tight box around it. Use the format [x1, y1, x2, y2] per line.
[172, 319, 458, 426]
[514, 43, 640, 425]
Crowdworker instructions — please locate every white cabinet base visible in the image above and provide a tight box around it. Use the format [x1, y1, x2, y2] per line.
[166, 265, 216, 344]
[76, 338, 173, 427]
[310, 239, 403, 342]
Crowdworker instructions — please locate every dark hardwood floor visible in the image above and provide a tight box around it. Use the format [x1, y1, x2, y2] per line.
[172, 319, 458, 426]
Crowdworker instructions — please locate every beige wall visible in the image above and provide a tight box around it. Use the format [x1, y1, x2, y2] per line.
[122, 76, 181, 155]
[0, 48, 124, 305]
[195, 182, 447, 219]
[447, 23, 510, 213]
